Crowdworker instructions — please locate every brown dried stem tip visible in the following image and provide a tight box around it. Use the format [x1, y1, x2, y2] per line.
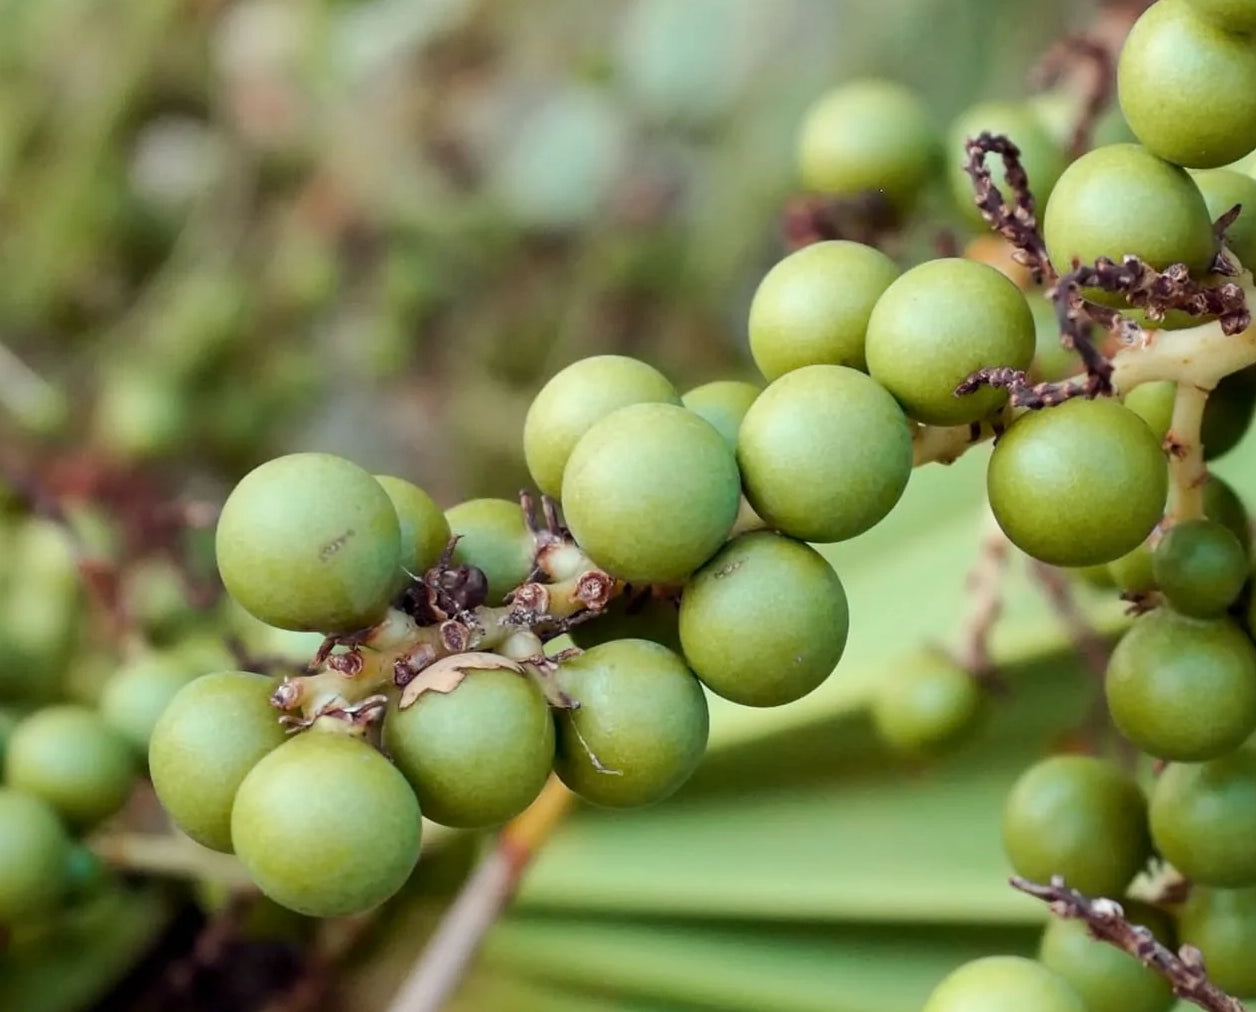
[963, 133, 1055, 285]
[1029, 35, 1115, 160]
[779, 191, 899, 251]
[1009, 875, 1245, 1012]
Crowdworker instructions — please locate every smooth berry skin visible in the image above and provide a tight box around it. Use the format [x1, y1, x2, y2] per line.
[0, 789, 70, 924]
[5, 705, 135, 830]
[1123, 382, 1175, 443]
[148, 671, 289, 853]
[748, 240, 899, 377]
[796, 79, 938, 212]
[922, 956, 1086, 1012]
[1152, 519, 1249, 617]
[1177, 886, 1256, 997]
[562, 403, 741, 585]
[231, 731, 421, 918]
[737, 364, 912, 543]
[946, 101, 1065, 228]
[1185, 0, 1256, 32]
[100, 652, 198, 754]
[986, 398, 1167, 568]
[215, 453, 402, 634]
[1203, 365, 1256, 461]
[1039, 903, 1175, 1012]
[865, 258, 1035, 426]
[871, 651, 986, 757]
[553, 639, 708, 809]
[373, 476, 450, 588]
[522, 355, 680, 499]
[382, 669, 554, 829]
[1105, 610, 1256, 761]
[1001, 755, 1151, 898]
[445, 498, 534, 605]
[1192, 168, 1256, 268]
[679, 532, 849, 707]
[1044, 144, 1216, 279]
[680, 380, 760, 452]
[1119, 0, 1256, 169]
[1151, 750, 1256, 886]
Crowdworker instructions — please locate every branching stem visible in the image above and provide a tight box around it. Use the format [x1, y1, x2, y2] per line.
[1165, 383, 1209, 523]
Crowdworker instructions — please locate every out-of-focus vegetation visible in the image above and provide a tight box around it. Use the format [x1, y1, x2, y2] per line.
[10, 1, 1247, 1011]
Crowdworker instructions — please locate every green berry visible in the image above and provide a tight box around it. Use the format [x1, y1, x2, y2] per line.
[1184, 0, 1256, 33]
[1123, 382, 1175, 443]
[523, 355, 680, 499]
[5, 705, 135, 829]
[796, 79, 938, 212]
[1202, 364, 1256, 461]
[445, 498, 535, 605]
[1177, 886, 1256, 997]
[922, 956, 1086, 1012]
[148, 671, 288, 853]
[382, 668, 554, 829]
[1203, 473, 1253, 555]
[865, 258, 1036, 426]
[1002, 755, 1151, 897]
[553, 639, 708, 808]
[1108, 540, 1157, 594]
[0, 789, 70, 924]
[1039, 901, 1175, 1012]
[215, 453, 402, 633]
[99, 652, 199, 754]
[568, 587, 682, 653]
[747, 240, 900, 377]
[680, 380, 760, 452]
[561, 403, 741, 584]
[1153, 519, 1248, 617]
[986, 398, 1167, 567]
[1119, 0, 1256, 169]
[1044, 144, 1215, 279]
[737, 364, 912, 543]
[947, 101, 1065, 228]
[678, 532, 848, 707]
[1150, 749, 1256, 885]
[373, 475, 451, 585]
[870, 651, 986, 757]
[231, 730, 420, 918]
[1192, 168, 1256, 268]
[1106, 611, 1256, 761]
[120, 557, 199, 644]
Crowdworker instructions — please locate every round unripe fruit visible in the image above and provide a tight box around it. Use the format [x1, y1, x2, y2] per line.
[100, 653, 198, 753]
[986, 398, 1167, 567]
[1204, 473, 1253, 555]
[946, 101, 1065, 227]
[747, 240, 899, 377]
[1123, 382, 1175, 443]
[737, 364, 912, 543]
[1107, 542, 1157, 595]
[5, 705, 135, 829]
[148, 671, 289, 852]
[373, 476, 450, 585]
[553, 639, 708, 808]
[865, 258, 1035, 426]
[444, 498, 534, 605]
[870, 651, 986, 757]
[1044, 144, 1215, 278]
[0, 789, 70, 924]
[522, 355, 680, 499]
[796, 79, 938, 212]
[1001, 755, 1151, 897]
[231, 730, 420, 918]
[1185, 0, 1256, 32]
[1177, 886, 1256, 997]
[1106, 611, 1256, 761]
[1192, 168, 1256, 268]
[922, 955, 1086, 1012]
[678, 532, 848, 707]
[1152, 750, 1256, 886]
[1153, 519, 1248, 617]
[382, 668, 554, 829]
[561, 403, 740, 584]
[215, 453, 402, 633]
[1039, 902, 1175, 1012]
[1119, 0, 1256, 169]
[1202, 364, 1256, 461]
[680, 380, 760, 451]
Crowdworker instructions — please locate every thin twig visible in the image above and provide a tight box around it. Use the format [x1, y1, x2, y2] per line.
[384, 778, 575, 1012]
[1025, 562, 1110, 677]
[1010, 875, 1244, 1012]
[956, 514, 1011, 688]
[1030, 36, 1115, 159]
